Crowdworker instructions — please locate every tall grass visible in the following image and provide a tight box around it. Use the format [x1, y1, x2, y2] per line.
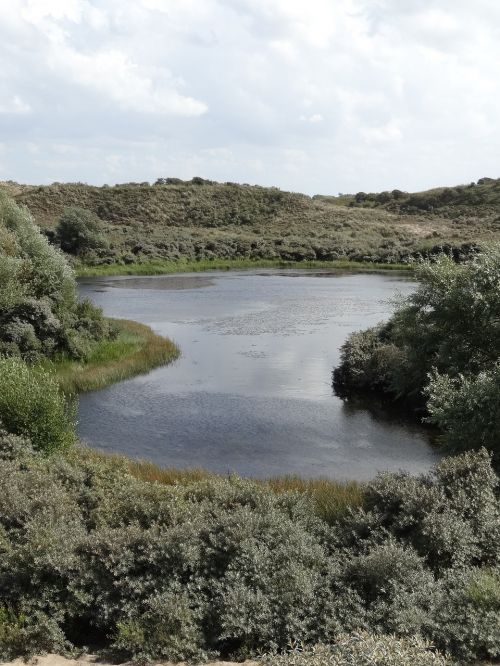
[45, 319, 180, 393]
[79, 447, 364, 523]
[76, 257, 412, 278]
[266, 475, 364, 523]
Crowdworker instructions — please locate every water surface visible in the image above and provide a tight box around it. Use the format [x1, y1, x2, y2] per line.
[77, 270, 438, 480]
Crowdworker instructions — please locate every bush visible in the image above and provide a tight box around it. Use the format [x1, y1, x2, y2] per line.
[0, 445, 498, 662]
[426, 366, 500, 461]
[334, 246, 500, 460]
[56, 206, 106, 255]
[0, 357, 75, 453]
[261, 632, 451, 665]
[433, 568, 500, 661]
[333, 326, 403, 396]
[0, 607, 68, 661]
[0, 194, 111, 360]
[345, 542, 435, 635]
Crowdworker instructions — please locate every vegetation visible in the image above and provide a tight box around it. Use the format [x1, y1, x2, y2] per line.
[0, 192, 112, 361]
[45, 319, 180, 394]
[0, 357, 75, 453]
[350, 175, 500, 218]
[76, 257, 411, 277]
[0, 438, 498, 663]
[1, 182, 500, 664]
[55, 206, 106, 256]
[261, 633, 451, 665]
[2, 177, 499, 272]
[334, 245, 500, 465]
[83, 448, 364, 525]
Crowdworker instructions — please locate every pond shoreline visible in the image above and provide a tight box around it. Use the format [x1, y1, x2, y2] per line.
[76, 257, 412, 277]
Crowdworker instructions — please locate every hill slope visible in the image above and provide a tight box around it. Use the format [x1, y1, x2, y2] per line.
[1, 177, 499, 267]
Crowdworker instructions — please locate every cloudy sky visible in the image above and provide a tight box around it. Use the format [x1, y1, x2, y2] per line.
[0, 0, 499, 194]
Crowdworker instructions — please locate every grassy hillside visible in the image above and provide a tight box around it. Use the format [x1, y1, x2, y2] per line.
[1, 177, 499, 268]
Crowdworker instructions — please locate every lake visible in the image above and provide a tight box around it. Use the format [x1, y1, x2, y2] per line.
[77, 269, 438, 480]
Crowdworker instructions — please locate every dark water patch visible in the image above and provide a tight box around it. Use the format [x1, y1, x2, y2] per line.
[81, 274, 214, 291]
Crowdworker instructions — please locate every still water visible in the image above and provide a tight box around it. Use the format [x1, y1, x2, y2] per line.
[77, 270, 438, 480]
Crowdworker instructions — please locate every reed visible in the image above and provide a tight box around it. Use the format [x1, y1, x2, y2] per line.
[46, 319, 180, 394]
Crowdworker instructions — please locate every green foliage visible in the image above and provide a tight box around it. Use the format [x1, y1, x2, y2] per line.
[6, 178, 497, 270]
[0, 193, 111, 360]
[426, 366, 500, 460]
[0, 357, 76, 453]
[433, 568, 500, 661]
[262, 632, 451, 665]
[335, 246, 500, 460]
[56, 206, 106, 255]
[333, 325, 403, 396]
[0, 607, 68, 661]
[0, 447, 498, 662]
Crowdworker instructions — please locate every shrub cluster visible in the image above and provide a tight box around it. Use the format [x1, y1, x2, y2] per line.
[0, 443, 498, 663]
[334, 246, 500, 463]
[0, 194, 112, 360]
[55, 206, 107, 256]
[261, 632, 451, 666]
[0, 357, 76, 453]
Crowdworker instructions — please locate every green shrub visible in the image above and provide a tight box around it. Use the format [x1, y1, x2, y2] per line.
[433, 568, 500, 661]
[0, 357, 75, 453]
[0, 193, 111, 361]
[426, 366, 500, 462]
[113, 589, 207, 662]
[334, 246, 500, 460]
[56, 206, 106, 255]
[0, 447, 498, 662]
[333, 325, 403, 396]
[0, 607, 68, 661]
[261, 632, 451, 665]
[345, 542, 435, 635]
[358, 449, 500, 571]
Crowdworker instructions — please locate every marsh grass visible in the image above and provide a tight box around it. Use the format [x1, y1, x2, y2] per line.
[266, 474, 364, 522]
[76, 257, 412, 277]
[78, 447, 364, 523]
[45, 319, 180, 393]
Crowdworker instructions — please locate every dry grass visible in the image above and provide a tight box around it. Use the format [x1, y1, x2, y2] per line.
[79, 448, 364, 523]
[266, 475, 364, 523]
[47, 319, 180, 393]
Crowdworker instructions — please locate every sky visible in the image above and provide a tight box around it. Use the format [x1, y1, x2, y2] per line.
[0, 0, 499, 195]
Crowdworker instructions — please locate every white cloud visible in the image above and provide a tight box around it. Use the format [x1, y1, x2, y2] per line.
[0, 0, 498, 192]
[49, 47, 207, 115]
[0, 96, 31, 115]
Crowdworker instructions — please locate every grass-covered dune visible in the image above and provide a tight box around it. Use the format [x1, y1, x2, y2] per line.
[2, 176, 499, 271]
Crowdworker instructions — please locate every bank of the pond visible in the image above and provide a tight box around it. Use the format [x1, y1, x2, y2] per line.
[76, 257, 412, 277]
[46, 319, 180, 394]
[77, 446, 365, 524]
